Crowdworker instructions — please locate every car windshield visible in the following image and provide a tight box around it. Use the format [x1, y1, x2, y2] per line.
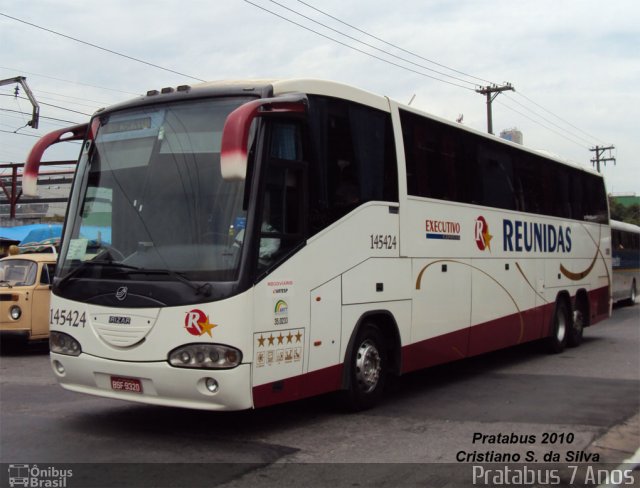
[0, 259, 38, 287]
[57, 97, 254, 283]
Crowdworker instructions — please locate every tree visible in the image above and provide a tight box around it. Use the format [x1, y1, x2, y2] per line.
[609, 197, 640, 226]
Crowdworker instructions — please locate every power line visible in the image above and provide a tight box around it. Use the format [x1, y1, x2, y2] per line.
[495, 100, 590, 150]
[0, 129, 41, 138]
[1, 8, 609, 156]
[269, 0, 479, 88]
[1, 86, 101, 110]
[0, 13, 206, 82]
[295, 0, 495, 86]
[291, 1, 607, 147]
[254, 2, 608, 148]
[0, 94, 92, 116]
[244, 1, 475, 91]
[0, 66, 140, 96]
[1, 108, 80, 125]
[514, 91, 607, 145]
[27, 92, 105, 110]
[501, 93, 593, 147]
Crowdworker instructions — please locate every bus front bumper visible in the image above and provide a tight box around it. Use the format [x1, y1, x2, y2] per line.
[50, 352, 254, 411]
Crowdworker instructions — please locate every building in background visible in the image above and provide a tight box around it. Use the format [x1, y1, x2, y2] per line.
[500, 127, 523, 145]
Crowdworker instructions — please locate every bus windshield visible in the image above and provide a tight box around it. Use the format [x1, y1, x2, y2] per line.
[58, 97, 254, 287]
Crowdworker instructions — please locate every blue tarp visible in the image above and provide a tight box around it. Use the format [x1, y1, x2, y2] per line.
[19, 225, 63, 246]
[0, 224, 111, 245]
[0, 224, 62, 244]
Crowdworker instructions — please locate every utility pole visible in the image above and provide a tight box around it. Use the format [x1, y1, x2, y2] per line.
[589, 145, 616, 173]
[0, 76, 40, 129]
[475, 83, 514, 135]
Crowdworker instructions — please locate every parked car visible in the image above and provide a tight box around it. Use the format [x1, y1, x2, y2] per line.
[1, 251, 57, 343]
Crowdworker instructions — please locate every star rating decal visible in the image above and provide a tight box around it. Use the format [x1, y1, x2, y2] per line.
[255, 329, 304, 368]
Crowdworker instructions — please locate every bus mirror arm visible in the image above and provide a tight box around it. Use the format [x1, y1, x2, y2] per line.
[220, 95, 306, 181]
[23, 123, 88, 196]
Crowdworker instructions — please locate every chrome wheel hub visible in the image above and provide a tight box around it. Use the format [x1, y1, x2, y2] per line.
[355, 340, 381, 393]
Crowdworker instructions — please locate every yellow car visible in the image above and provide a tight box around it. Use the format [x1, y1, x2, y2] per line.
[1, 252, 57, 343]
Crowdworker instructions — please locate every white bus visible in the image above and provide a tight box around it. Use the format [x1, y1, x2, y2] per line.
[611, 219, 639, 305]
[24, 79, 611, 411]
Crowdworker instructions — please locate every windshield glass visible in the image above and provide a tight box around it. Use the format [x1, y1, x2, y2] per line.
[0, 259, 38, 287]
[58, 97, 253, 284]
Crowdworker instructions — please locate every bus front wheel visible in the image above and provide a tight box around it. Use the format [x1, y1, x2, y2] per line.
[343, 324, 387, 411]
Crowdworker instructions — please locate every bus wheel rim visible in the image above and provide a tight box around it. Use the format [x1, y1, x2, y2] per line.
[355, 340, 381, 393]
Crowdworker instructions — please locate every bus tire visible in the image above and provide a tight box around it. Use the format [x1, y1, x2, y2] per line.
[625, 280, 637, 306]
[547, 299, 569, 354]
[568, 297, 587, 347]
[343, 323, 387, 411]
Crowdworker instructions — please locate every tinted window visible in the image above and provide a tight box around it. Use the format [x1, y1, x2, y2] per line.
[582, 173, 609, 223]
[401, 110, 470, 203]
[400, 109, 609, 223]
[476, 142, 517, 211]
[256, 121, 307, 273]
[308, 96, 397, 235]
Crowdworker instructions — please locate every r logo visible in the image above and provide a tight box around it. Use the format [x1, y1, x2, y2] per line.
[474, 216, 493, 251]
[184, 309, 217, 337]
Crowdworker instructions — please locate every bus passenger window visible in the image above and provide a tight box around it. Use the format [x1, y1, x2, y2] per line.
[307, 96, 397, 236]
[477, 145, 516, 211]
[256, 121, 307, 273]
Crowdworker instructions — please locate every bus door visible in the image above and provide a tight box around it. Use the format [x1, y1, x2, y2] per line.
[251, 118, 308, 403]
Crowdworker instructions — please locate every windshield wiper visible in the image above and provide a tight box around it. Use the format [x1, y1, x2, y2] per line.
[56, 260, 140, 289]
[56, 261, 212, 296]
[0, 280, 13, 288]
[123, 268, 212, 297]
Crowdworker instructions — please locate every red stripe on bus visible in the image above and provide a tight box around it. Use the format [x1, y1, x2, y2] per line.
[253, 285, 610, 408]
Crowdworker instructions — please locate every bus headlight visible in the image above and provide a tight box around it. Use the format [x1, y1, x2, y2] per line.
[50, 331, 82, 356]
[9, 305, 21, 320]
[168, 344, 242, 369]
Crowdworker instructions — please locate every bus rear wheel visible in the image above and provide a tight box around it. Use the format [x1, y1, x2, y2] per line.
[547, 300, 569, 353]
[625, 280, 637, 306]
[568, 298, 587, 347]
[343, 324, 387, 411]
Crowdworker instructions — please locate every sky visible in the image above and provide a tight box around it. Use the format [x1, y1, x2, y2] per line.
[1, 0, 639, 195]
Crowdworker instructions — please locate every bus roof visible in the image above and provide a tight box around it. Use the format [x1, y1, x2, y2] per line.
[107, 78, 602, 178]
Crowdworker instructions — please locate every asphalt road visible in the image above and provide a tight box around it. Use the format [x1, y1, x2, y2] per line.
[1, 303, 638, 487]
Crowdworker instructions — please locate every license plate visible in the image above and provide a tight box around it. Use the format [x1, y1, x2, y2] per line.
[111, 376, 143, 393]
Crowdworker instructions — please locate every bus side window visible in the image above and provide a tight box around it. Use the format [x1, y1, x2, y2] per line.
[400, 110, 471, 204]
[257, 121, 307, 273]
[477, 144, 517, 211]
[308, 96, 397, 236]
